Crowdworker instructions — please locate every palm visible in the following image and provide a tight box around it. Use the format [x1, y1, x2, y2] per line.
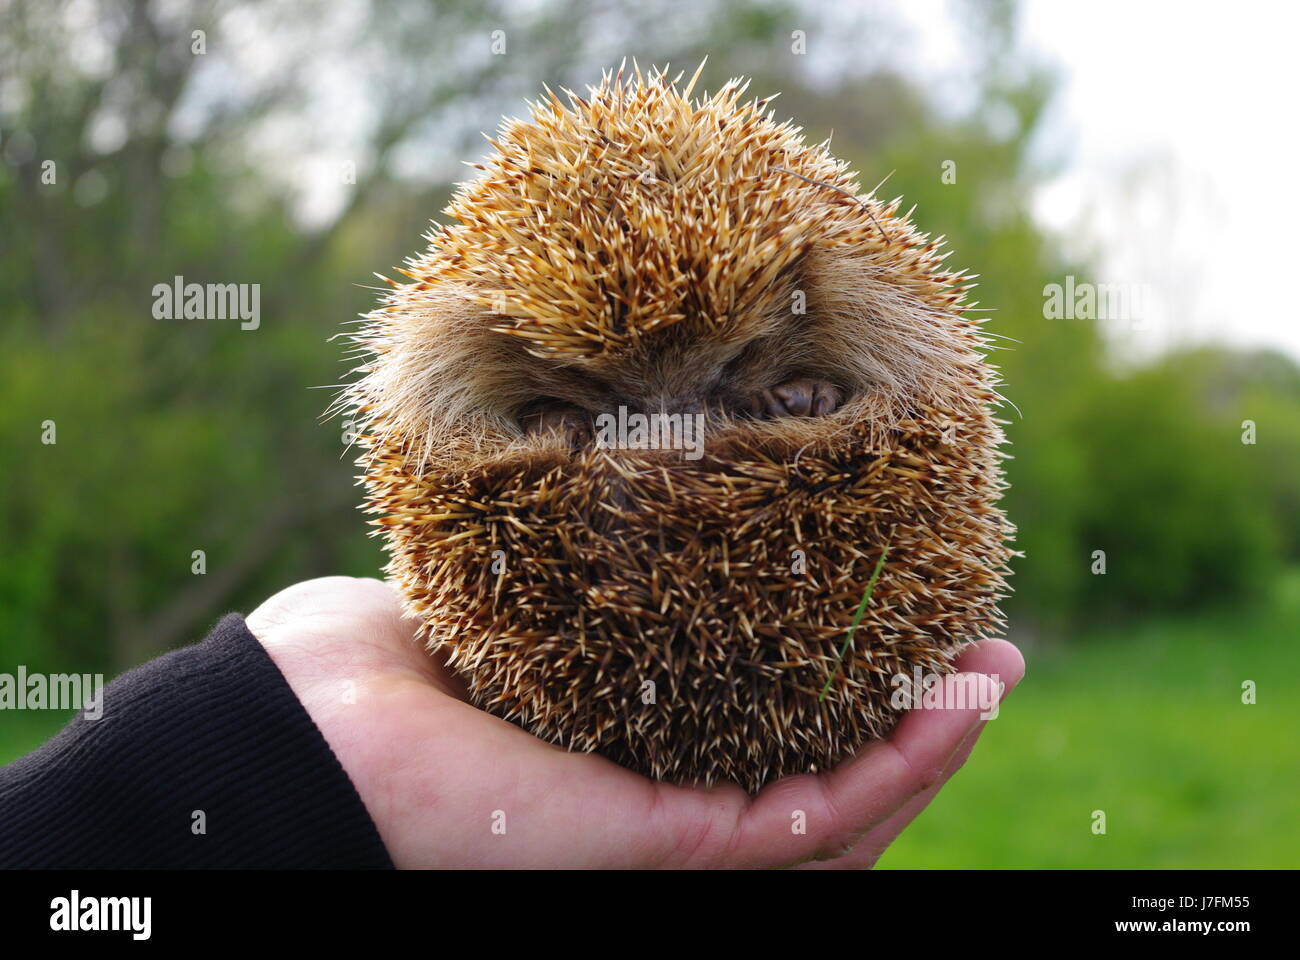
[249, 577, 1023, 868]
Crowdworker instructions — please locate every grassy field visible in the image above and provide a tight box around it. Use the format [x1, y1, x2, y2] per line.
[3, 578, 1297, 868]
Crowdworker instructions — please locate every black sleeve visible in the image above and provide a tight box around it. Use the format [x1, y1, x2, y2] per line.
[0, 613, 394, 869]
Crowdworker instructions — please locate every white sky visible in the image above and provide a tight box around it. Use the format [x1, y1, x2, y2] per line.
[893, 0, 1300, 361]
[1022, 1, 1300, 360]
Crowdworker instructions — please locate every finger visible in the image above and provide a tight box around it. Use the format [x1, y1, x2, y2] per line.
[248, 576, 460, 694]
[740, 640, 1024, 868]
[643, 671, 994, 868]
[669, 671, 994, 868]
[447, 641, 1021, 869]
[796, 638, 1025, 869]
[795, 717, 988, 870]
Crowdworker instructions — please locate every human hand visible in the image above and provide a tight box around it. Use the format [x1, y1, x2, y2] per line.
[246, 576, 1024, 868]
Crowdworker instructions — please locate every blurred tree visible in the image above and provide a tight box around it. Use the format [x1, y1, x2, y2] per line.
[1070, 351, 1286, 619]
[2, 0, 1297, 675]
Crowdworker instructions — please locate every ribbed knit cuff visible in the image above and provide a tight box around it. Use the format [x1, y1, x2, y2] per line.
[0, 613, 394, 869]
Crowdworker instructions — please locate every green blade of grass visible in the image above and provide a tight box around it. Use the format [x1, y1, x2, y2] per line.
[819, 543, 891, 701]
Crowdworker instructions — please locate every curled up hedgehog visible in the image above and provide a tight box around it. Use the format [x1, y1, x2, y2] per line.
[340, 64, 1014, 794]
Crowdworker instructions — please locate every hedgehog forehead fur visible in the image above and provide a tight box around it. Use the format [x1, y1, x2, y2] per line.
[347, 63, 986, 467]
[342, 64, 1014, 793]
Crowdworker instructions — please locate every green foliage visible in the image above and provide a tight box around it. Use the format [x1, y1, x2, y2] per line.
[1071, 356, 1283, 619]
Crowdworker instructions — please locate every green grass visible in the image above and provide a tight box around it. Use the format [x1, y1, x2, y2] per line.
[821, 543, 890, 701]
[878, 574, 1300, 868]
[3, 577, 1297, 868]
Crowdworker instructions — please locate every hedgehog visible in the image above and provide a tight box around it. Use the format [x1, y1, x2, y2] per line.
[340, 63, 1014, 793]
